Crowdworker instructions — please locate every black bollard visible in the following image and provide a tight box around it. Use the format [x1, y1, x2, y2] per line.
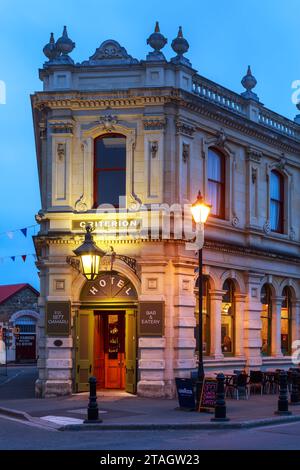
[84, 376, 102, 423]
[290, 371, 300, 405]
[275, 370, 292, 415]
[211, 373, 230, 422]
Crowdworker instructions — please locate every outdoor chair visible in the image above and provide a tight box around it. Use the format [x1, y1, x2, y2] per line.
[249, 370, 264, 395]
[226, 373, 249, 400]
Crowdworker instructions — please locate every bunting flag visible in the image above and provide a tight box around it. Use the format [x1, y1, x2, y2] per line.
[20, 228, 28, 238]
[21, 255, 27, 263]
[10, 256, 15, 262]
[0, 224, 38, 239]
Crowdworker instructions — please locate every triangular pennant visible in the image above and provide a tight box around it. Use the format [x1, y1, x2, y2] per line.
[10, 256, 16, 262]
[20, 228, 28, 237]
[21, 255, 27, 262]
[6, 231, 14, 239]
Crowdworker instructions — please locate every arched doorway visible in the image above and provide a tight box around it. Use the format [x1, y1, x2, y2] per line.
[76, 271, 138, 393]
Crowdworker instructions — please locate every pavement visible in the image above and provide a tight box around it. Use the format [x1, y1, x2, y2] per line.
[1, 365, 300, 431]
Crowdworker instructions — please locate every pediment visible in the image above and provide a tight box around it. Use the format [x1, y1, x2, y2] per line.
[82, 40, 139, 66]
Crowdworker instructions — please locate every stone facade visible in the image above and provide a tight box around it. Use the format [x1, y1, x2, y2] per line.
[32, 25, 300, 398]
[0, 288, 38, 323]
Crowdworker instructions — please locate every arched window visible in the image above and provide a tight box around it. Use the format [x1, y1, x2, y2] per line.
[221, 280, 235, 356]
[270, 170, 284, 233]
[260, 284, 272, 356]
[94, 134, 126, 208]
[194, 276, 211, 356]
[207, 148, 225, 218]
[281, 287, 292, 355]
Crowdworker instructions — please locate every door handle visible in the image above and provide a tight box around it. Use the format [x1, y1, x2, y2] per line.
[77, 365, 80, 374]
[89, 364, 92, 373]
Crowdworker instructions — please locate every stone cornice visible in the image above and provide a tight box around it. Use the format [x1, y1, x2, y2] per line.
[31, 87, 300, 153]
[204, 238, 300, 264]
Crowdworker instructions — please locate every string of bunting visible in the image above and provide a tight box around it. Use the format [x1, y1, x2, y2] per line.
[0, 254, 37, 263]
[0, 224, 38, 239]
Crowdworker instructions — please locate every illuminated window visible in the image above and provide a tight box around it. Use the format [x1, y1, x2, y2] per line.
[221, 280, 235, 356]
[260, 284, 272, 356]
[207, 148, 225, 218]
[281, 287, 292, 356]
[194, 276, 210, 356]
[94, 134, 126, 208]
[270, 170, 284, 233]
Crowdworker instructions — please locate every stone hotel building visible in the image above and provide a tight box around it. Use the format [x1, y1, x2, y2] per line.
[32, 24, 300, 398]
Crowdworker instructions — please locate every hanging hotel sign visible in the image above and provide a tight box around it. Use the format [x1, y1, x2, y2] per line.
[72, 219, 142, 232]
[46, 301, 71, 336]
[138, 301, 165, 337]
[80, 272, 137, 302]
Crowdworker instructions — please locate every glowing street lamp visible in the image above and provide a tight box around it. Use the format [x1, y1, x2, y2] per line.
[191, 191, 211, 224]
[73, 224, 106, 281]
[191, 191, 211, 402]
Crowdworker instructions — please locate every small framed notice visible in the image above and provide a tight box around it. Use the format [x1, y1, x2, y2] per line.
[46, 301, 71, 337]
[138, 301, 165, 337]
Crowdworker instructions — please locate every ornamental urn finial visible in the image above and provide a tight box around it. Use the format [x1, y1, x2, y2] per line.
[171, 26, 191, 67]
[56, 26, 75, 58]
[146, 21, 167, 61]
[43, 33, 59, 61]
[241, 65, 259, 101]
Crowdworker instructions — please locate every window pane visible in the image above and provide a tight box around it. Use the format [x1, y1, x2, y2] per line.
[208, 149, 222, 182]
[95, 136, 126, 169]
[96, 170, 126, 207]
[208, 181, 222, 216]
[270, 200, 281, 231]
[270, 171, 281, 201]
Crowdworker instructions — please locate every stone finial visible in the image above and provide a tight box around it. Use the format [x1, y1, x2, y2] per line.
[55, 26, 75, 63]
[171, 26, 191, 67]
[241, 65, 259, 101]
[43, 33, 59, 61]
[146, 21, 167, 61]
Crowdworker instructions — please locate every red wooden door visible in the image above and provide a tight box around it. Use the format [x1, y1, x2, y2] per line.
[94, 312, 125, 389]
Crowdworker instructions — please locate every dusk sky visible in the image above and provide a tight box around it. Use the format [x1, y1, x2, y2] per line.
[0, 0, 299, 290]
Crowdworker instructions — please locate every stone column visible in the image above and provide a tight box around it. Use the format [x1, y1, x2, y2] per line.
[235, 293, 246, 358]
[35, 252, 74, 398]
[172, 259, 197, 391]
[271, 296, 284, 358]
[209, 290, 224, 360]
[137, 256, 168, 398]
[244, 273, 263, 369]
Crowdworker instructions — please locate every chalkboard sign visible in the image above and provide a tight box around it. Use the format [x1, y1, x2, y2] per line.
[199, 378, 217, 412]
[175, 378, 196, 410]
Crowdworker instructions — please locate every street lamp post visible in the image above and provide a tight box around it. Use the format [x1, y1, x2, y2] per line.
[191, 191, 211, 403]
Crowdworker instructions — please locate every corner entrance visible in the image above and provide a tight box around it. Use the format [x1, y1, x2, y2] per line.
[75, 272, 138, 394]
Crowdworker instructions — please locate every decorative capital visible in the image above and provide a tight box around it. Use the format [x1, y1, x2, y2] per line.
[49, 119, 74, 135]
[247, 147, 262, 163]
[175, 119, 195, 136]
[143, 118, 167, 131]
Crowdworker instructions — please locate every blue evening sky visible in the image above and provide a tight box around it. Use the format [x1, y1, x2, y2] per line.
[0, 0, 299, 290]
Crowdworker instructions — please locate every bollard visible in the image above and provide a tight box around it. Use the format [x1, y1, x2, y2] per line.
[84, 376, 102, 423]
[275, 370, 292, 415]
[211, 373, 230, 422]
[290, 371, 300, 405]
